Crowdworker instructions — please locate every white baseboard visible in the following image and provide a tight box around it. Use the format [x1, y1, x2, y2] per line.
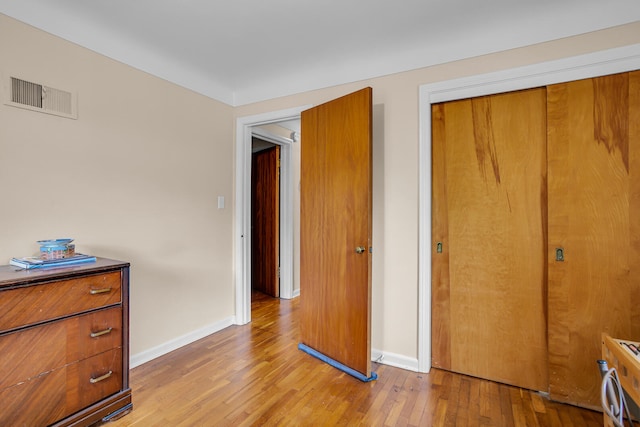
[129, 316, 235, 368]
[129, 318, 426, 376]
[371, 348, 424, 373]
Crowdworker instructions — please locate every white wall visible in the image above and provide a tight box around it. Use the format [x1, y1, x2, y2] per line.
[0, 14, 235, 362]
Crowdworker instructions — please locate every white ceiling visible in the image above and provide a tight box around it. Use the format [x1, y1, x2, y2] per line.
[1, 1, 639, 106]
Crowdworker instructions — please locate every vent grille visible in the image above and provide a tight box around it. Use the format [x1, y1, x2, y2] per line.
[5, 76, 77, 119]
[11, 78, 42, 108]
[43, 86, 73, 115]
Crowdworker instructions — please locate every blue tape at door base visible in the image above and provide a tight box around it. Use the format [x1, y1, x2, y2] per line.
[298, 343, 378, 382]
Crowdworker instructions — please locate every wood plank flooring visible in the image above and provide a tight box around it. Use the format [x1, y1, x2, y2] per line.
[107, 292, 603, 426]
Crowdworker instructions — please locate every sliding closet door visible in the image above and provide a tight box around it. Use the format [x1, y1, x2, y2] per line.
[547, 71, 640, 407]
[432, 88, 548, 391]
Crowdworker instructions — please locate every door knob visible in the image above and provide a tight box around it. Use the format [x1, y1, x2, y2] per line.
[355, 246, 366, 254]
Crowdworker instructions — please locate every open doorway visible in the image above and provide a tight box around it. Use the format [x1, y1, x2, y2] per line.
[251, 137, 280, 300]
[235, 106, 309, 325]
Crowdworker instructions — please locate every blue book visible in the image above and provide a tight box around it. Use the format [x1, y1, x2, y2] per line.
[10, 254, 97, 270]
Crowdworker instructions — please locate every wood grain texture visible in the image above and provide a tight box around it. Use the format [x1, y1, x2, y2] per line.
[547, 71, 640, 408]
[0, 271, 121, 332]
[0, 259, 131, 426]
[431, 102, 452, 370]
[0, 258, 129, 288]
[432, 88, 548, 391]
[631, 71, 640, 334]
[0, 319, 66, 389]
[252, 143, 280, 298]
[67, 348, 123, 415]
[106, 291, 603, 426]
[67, 307, 122, 362]
[0, 314, 125, 426]
[0, 367, 68, 426]
[0, 307, 121, 390]
[300, 88, 373, 376]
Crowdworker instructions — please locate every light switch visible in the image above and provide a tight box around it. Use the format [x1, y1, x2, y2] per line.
[217, 196, 225, 209]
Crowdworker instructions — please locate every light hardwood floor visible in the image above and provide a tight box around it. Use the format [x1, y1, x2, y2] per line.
[108, 291, 603, 426]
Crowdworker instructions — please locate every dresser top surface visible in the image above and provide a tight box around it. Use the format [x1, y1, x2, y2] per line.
[0, 257, 129, 288]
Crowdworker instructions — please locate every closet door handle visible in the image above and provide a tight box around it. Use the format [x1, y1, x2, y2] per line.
[555, 247, 565, 262]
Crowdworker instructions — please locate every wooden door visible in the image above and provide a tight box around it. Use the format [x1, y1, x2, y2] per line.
[547, 71, 640, 407]
[432, 88, 549, 391]
[251, 144, 280, 298]
[300, 87, 373, 377]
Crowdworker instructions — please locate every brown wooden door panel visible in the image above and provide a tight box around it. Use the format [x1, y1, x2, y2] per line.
[300, 87, 373, 377]
[252, 143, 280, 298]
[431, 103, 452, 370]
[433, 69, 640, 409]
[547, 71, 640, 407]
[432, 88, 548, 391]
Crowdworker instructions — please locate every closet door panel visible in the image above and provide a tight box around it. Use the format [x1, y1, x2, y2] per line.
[547, 71, 640, 408]
[631, 71, 640, 332]
[431, 103, 452, 370]
[432, 88, 548, 391]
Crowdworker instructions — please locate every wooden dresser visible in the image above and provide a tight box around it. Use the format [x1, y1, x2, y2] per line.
[0, 257, 131, 426]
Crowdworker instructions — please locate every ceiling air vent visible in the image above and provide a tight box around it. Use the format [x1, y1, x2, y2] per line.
[5, 76, 77, 119]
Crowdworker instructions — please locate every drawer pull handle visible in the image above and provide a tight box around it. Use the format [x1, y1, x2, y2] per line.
[90, 327, 113, 338]
[90, 370, 113, 384]
[90, 287, 112, 295]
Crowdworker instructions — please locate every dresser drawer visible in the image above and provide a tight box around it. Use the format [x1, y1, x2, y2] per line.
[0, 271, 121, 331]
[0, 320, 66, 390]
[66, 348, 123, 416]
[68, 306, 122, 362]
[0, 307, 122, 390]
[0, 365, 68, 427]
[0, 348, 123, 427]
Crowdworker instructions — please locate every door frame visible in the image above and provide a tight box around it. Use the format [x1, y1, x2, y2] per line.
[418, 43, 640, 373]
[235, 106, 311, 325]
